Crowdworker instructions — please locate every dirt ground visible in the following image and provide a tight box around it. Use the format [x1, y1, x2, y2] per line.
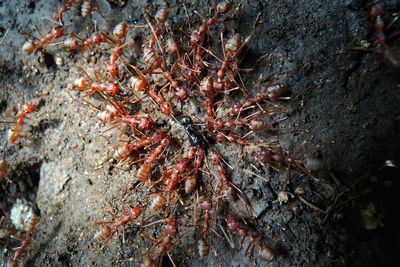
[1, 0, 399, 266]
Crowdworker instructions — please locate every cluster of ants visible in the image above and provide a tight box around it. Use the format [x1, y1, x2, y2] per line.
[0, 0, 330, 266]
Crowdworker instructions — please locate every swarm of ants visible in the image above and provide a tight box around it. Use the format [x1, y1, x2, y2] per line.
[0, 0, 332, 266]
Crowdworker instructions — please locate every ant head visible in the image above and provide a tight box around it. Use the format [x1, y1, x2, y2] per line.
[370, 3, 385, 17]
[180, 116, 192, 127]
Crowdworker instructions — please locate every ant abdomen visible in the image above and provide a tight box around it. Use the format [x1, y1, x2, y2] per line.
[303, 157, 324, 172]
[258, 245, 276, 262]
[197, 238, 210, 258]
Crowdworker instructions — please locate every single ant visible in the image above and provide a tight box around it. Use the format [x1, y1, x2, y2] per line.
[54, 0, 78, 25]
[255, 146, 324, 172]
[72, 66, 122, 99]
[230, 83, 288, 116]
[164, 147, 198, 193]
[7, 214, 39, 267]
[121, 217, 179, 266]
[106, 21, 148, 78]
[129, 66, 173, 115]
[136, 135, 171, 181]
[66, 29, 116, 53]
[0, 99, 41, 145]
[22, 26, 64, 55]
[0, 159, 10, 183]
[180, 116, 207, 148]
[226, 214, 276, 262]
[96, 100, 156, 139]
[196, 196, 212, 258]
[185, 148, 205, 194]
[144, 6, 169, 47]
[94, 206, 142, 244]
[371, 3, 400, 68]
[112, 130, 168, 165]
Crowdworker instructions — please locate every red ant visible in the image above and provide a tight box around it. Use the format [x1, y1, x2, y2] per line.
[71, 65, 122, 99]
[112, 20, 147, 44]
[96, 99, 156, 139]
[136, 135, 171, 181]
[187, 1, 233, 82]
[129, 66, 173, 115]
[54, 0, 101, 25]
[164, 147, 197, 193]
[196, 196, 213, 258]
[111, 130, 168, 165]
[54, 0, 78, 25]
[184, 148, 205, 194]
[106, 21, 147, 78]
[143, 146, 204, 213]
[120, 217, 179, 266]
[22, 26, 64, 55]
[229, 83, 288, 116]
[143, 6, 170, 49]
[0, 99, 40, 145]
[255, 146, 324, 172]
[371, 3, 400, 68]
[94, 206, 143, 244]
[226, 215, 276, 262]
[0, 160, 10, 183]
[66, 29, 116, 53]
[7, 214, 39, 267]
[216, 34, 245, 83]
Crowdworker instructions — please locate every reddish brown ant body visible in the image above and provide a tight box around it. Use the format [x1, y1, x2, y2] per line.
[97, 100, 156, 136]
[165, 147, 197, 192]
[256, 146, 324, 172]
[94, 206, 142, 244]
[123, 217, 179, 265]
[54, 0, 78, 25]
[196, 196, 213, 258]
[81, 0, 94, 18]
[137, 136, 171, 181]
[188, 2, 233, 82]
[22, 26, 64, 55]
[7, 215, 39, 267]
[230, 83, 288, 116]
[368, 3, 400, 68]
[112, 131, 168, 163]
[0, 160, 9, 183]
[72, 66, 122, 98]
[226, 215, 276, 262]
[129, 67, 173, 115]
[4, 100, 40, 144]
